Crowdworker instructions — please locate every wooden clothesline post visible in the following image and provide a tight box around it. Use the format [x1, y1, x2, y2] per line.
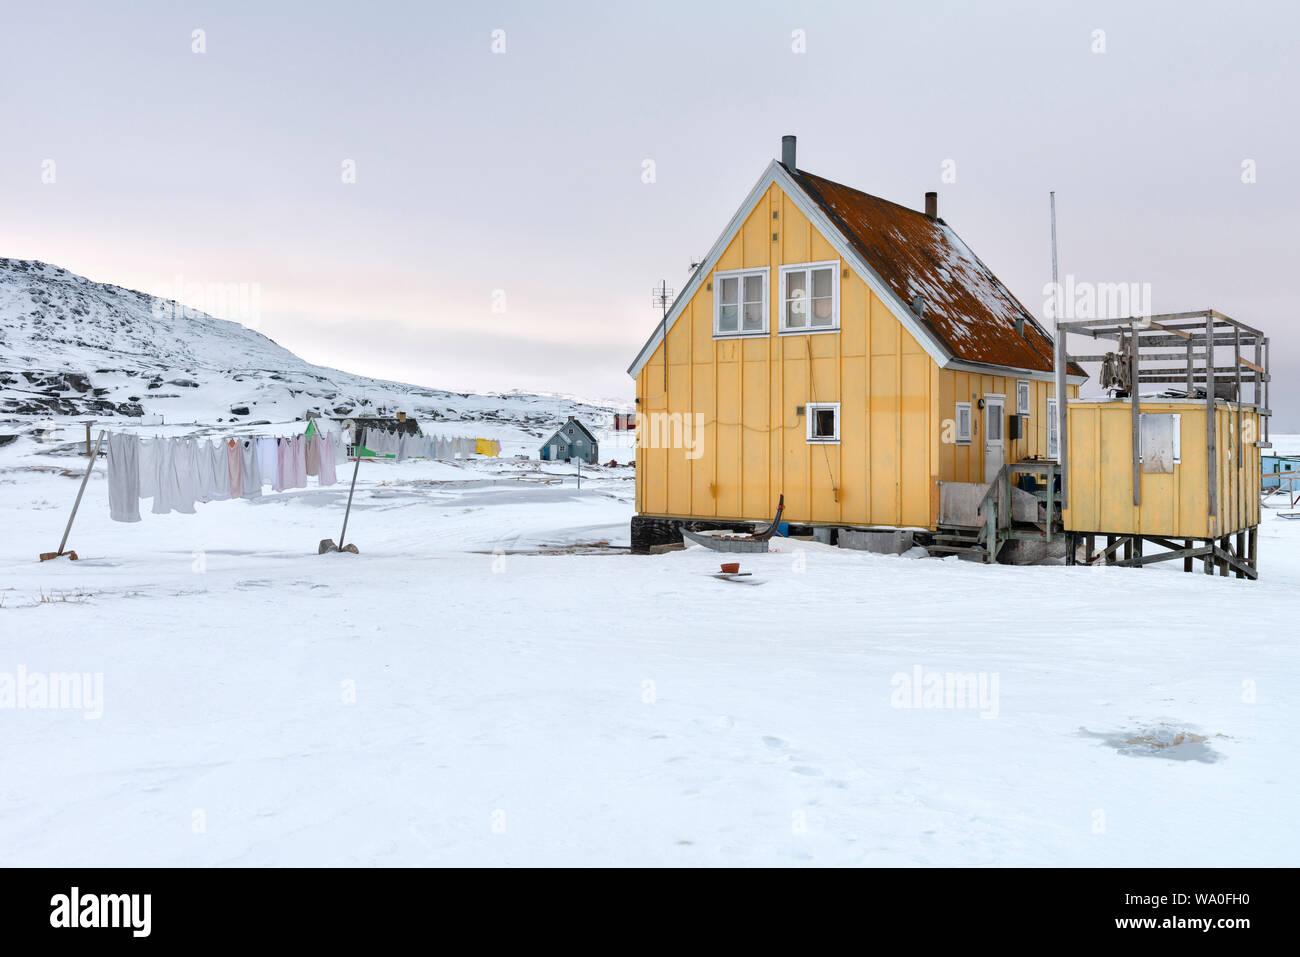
[338, 449, 362, 549]
[319, 429, 363, 554]
[41, 429, 106, 562]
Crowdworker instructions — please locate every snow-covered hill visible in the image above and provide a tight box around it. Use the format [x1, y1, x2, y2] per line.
[0, 259, 625, 432]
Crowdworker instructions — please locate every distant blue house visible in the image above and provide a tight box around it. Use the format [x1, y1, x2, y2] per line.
[540, 417, 599, 464]
[1262, 454, 1300, 489]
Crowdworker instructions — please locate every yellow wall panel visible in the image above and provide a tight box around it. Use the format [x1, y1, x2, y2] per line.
[869, 355, 900, 526]
[900, 353, 931, 526]
[1062, 401, 1259, 538]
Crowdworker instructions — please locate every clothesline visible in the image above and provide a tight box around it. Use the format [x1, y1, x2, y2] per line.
[105, 429, 345, 523]
[357, 429, 500, 461]
[103, 426, 506, 525]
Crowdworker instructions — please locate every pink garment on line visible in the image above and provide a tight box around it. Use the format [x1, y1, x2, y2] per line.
[318, 434, 338, 486]
[291, 434, 308, 488]
[227, 440, 243, 499]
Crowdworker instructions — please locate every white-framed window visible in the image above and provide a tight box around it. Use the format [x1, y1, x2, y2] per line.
[780, 261, 840, 332]
[714, 267, 769, 337]
[955, 402, 972, 445]
[1047, 398, 1059, 461]
[1016, 380, 1031, 415]
[806, 402, 840, 443]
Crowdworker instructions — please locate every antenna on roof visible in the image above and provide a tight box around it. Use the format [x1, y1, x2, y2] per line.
[652, 280, 674, 317]
[652, 280, 674, 392]
[1050, 191, 1060, 333]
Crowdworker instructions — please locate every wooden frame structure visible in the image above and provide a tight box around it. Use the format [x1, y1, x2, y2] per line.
[1054, 309, 1270, 578]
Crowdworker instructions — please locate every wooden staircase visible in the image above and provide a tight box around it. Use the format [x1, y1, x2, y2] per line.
[928, 462, 1065, 564]
[926, 526, 987, 562]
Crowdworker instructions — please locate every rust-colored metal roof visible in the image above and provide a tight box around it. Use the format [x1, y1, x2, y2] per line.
[791, 168, 1084, 377]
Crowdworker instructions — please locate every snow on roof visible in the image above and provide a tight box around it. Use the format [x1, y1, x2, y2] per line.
[790, 170, 1084, 376]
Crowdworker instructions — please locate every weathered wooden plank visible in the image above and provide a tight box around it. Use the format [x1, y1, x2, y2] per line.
[1131, 318, 1191, 339]
[1264, 337, 1271, 446]
[1234, 326, 1243, 468]
[1055, 327, 1068, 508]
[1115, 544, 1212, 568]
[1131, 334, 1141, 506]
[1206, 313, 1217, 526]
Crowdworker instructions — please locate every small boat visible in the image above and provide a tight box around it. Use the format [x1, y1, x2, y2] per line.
[680, 495, 784, 553]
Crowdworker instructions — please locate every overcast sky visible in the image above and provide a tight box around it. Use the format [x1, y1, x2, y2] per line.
[3, 0, 1297, 424]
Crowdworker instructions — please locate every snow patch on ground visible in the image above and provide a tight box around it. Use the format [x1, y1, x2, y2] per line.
[0, 427, 1296, 866]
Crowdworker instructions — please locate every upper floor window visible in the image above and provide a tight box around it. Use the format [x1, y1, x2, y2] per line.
[714, 267, 768, 336]
[781, 261, 839, 332]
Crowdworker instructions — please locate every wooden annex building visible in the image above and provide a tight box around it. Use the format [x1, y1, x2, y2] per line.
[1054, 311, 1268, 577]
[628, 136, 1271, 577]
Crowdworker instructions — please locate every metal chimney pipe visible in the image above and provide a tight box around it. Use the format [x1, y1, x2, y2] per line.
[925, 191, 938, 218]
[781, 135, 797, 169]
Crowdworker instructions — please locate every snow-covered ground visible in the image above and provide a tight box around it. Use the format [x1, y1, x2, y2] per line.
[0, 425, 1296, 866]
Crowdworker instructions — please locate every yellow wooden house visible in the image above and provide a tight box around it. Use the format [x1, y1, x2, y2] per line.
[628, 135, 1085, 553]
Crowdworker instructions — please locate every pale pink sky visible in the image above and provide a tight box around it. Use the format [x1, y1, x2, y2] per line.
[3, 0, 1296, 423]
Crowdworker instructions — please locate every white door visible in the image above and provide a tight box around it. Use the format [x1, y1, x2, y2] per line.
[984, 396, 1005, 480]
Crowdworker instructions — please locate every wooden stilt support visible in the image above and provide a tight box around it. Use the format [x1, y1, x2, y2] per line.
[1070, 530, 1257, 579]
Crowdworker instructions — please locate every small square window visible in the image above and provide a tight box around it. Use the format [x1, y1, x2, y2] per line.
[806, 402, 840, 443]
